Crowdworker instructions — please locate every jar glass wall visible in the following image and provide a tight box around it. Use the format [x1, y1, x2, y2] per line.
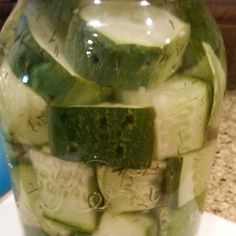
[0, 0, 226, 235]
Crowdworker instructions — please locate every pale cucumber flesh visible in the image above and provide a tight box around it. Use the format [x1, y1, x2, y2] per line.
[93, 211, 157, 236]
[28, 149, 100, 233]
[118, 75, 210, 159]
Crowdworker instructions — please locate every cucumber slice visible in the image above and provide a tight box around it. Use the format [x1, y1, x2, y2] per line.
[163, 142, 216, 209]
[158, 197, 202, 236]
[96, 161, 165, 213]
[178, 141, 216, 208]
[7, 16, 71, 102]
[93, 211, 157, 236]
[119, 75, 210, 159]
[203, 42, 226, 129]
[25, 3, 74, 76]
[28, 149, 100, 233]
[48, 105, 155, 169]
[65, 2, 190, 89]
[7, 16, 111, 104]
[166, 0, 224, 68]
[19, 164, 74, 236]
[0, 61, 48, 146]
[26, 5, 112, 106]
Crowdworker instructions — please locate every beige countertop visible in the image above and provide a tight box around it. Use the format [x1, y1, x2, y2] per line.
[206, 88, 236, 222]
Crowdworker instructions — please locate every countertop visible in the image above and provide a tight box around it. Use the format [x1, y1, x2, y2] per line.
[206, 87, 236, 222]
[203, 0, 236, 223]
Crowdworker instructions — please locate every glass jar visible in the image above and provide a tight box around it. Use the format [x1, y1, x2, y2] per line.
[0, 0, 226, 235]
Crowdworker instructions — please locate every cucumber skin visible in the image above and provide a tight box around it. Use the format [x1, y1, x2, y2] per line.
[161, 144, 213, 211]
[166, 0, 224, 68]
[48, 106, 155, 169]
[65, 14, 189, 89]
[19, 161, 96, 236]
[7, 16, 72, 102]
[7, 17, 111, 105]
[203, 43, 226, 130]
[97, 163, 164, 213]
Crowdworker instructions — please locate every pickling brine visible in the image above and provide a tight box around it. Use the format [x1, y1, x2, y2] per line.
[0, 0, 226, 236]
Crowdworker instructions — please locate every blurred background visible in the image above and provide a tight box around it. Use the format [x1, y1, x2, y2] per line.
[0, 0, 236, 221]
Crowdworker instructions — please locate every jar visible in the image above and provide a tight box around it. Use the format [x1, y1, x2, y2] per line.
[0, 0, 226, 235]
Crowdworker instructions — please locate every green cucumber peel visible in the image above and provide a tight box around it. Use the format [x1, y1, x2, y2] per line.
[65, 2, 190, 89]
[7, 16, 111, 105]
[48, 105, 155, 169]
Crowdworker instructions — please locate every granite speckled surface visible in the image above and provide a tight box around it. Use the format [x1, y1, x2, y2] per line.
[206, 88, 236, 222]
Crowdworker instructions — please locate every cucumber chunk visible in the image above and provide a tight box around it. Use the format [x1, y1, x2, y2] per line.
[166, 0, 224, 68]
[26, 5, 112, 106]
[158, 197, 202, 236]
[178, 142, 216, 208]
[48, 105, 155, 169]
[93, 211, 157, 236]
[0, 61, 48, 145]
[163, 142, 216, 209]
[7, 16, 69, 102]
[119, 75, 210, 159]
[19, 164, 74, 236]
[7, 16, 111, 104]
[96, 161, 165, 213]
[203, 42, 226, 129]
[25, 3, 74, 75]
[28, 149, 100, 233]
[65, 2, 190, 89]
